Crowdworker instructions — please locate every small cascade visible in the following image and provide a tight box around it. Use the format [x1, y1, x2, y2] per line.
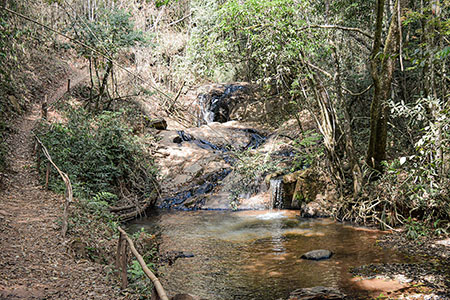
[197, 84, 247, 125]
[270, 178, 284, 209]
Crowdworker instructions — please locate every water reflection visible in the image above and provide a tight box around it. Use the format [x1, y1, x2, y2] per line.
[129, 210, 409, 300]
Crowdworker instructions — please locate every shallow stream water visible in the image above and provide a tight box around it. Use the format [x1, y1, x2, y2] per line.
[129, 210, 411, 299]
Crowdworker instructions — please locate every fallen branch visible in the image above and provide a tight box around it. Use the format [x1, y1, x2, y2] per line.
[117, 226, 169, 300]
[167, 13, 192, 27]
[109, 204, 136, 213]
[35, 136, 73, 238]
[167, 81, 186, 112]
[119, 200, 152, 222]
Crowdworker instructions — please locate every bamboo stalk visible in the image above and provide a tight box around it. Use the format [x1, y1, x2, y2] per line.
[117, 226, 169, 300]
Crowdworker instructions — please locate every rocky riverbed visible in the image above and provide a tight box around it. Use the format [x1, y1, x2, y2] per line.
[350, 232, 450, 299]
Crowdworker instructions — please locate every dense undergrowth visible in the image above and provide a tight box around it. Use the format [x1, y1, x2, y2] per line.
[35, 106, 158, 202]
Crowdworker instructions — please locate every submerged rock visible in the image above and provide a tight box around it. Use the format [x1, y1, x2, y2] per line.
[301, 249, 333, 261]
[288, 286, 346, 299]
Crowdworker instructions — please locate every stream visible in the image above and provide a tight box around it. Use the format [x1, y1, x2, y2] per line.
[129, 209, 412, 299]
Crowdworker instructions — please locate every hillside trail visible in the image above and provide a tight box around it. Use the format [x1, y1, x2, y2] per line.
[0, 69, 125, 299]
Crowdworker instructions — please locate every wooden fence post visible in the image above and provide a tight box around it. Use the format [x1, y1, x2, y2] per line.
[121, 236, 128, 289]
[116, 232, 124, 276]
[41, 95, 48, 120]
[117, 227, 169, 300]
[45, 161, 50, 190]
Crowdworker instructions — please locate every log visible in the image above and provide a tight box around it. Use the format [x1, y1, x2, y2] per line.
[117, 226, 169, 300]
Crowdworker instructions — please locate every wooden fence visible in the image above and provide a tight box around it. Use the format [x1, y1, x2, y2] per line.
[117, 226, 169, 300]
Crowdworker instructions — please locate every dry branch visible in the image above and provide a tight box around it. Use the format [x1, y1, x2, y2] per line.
[299, 24, 373, 39]
[35, 136, 73, 238]
[117, 226, 169, 300]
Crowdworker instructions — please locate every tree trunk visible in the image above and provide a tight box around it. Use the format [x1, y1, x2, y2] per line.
[96, 59, 113, 111]
[366, 0, 405, 172]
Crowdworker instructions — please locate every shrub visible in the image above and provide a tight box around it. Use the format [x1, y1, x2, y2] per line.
[36, 107, 157, 202]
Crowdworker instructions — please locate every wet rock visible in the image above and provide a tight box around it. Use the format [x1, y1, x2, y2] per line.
[196, 83, 253, 125]
[173, 136, 183, 143]
[288, 286, 345, 299]
[161, 251, 195, 266]
[301, 201, 329, 218]
[146, 118, 168, 130]
[283, 169, 324, 209]
[301, 249, 333, 260]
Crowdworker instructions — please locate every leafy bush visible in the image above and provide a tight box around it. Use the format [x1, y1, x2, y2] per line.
[290, 130, 324, 172]
[36, 107, 157, 201]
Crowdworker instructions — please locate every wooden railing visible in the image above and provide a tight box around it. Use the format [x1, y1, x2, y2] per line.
[117, 226, 169, 300]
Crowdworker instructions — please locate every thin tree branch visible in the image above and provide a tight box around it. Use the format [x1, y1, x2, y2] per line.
[243, 23, 373, 39]
[300, 24, 374, 39]
[167, 13, 192, 27]
[343, 84, 373, 96]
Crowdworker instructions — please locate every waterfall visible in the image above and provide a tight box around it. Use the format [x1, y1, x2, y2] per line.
[270, 178, 284, 209]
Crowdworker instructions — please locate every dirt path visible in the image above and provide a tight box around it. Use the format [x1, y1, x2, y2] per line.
[0, 72, 124, 299]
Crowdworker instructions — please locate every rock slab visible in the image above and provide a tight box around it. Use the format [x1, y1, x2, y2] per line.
[301, 249, 333, 261]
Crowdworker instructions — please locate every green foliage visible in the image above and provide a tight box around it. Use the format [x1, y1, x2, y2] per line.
[69, 8, 145, 59]
[405, 217, 429, 240]
[66, 7, 146, 111]
[189, 0, 314, 86]
[67, 196, 119, 263]
[36, 107, 157, 200]
[290, 130, 324, 172]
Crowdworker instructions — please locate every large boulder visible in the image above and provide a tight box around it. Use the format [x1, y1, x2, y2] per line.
[283, 169, 324, 209]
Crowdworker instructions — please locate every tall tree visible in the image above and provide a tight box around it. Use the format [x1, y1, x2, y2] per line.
[366, 0, 406, 172]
